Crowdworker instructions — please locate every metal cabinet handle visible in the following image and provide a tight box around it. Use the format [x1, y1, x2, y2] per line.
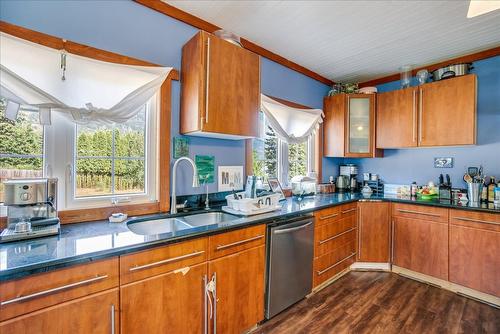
[397, 209, 440, 217]
[418, 88, 423, 143]
[319, 213, 338, 220]
[319, 227, 356, 245]
[342, 208, 356, 214]
[129, 250, 205, 271]
[358, 208, 362, 259]
[455, 217, 500, 226]
[215, 235, 263, 250]
[391, 220, 395, 263]
[110, 304, 115, 334]
[316, 253, 356, 276]
[203, 275, 208, 334]
[0, 274, 109, 306]
[274, 222, 312, 234]
[412, 89, 417, 142]
[205, 37, 210, 125]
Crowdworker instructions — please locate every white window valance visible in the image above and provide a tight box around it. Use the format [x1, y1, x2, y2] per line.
[261, 94, 324, 144]
[0, 32, 172, 124]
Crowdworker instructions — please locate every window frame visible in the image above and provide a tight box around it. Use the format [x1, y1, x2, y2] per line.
[37, 97, 157, 210]
[0, 22, 177, 223]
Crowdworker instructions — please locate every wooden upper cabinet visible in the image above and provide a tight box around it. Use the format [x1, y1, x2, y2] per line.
[419, 74, 477, 146]
[323, 93, 382, 158]
[180, 31, 260, 139]
[357, 201, 390, 263]
[376, 87, 418, 148]
[323, 94, 346, 157]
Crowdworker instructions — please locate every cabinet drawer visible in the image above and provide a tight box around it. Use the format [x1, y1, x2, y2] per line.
[314, 206, 341, 227]
[209, 225, 266, 259]
[315, 215, 356, 257]
[120, 238, 207, 284]
[313, 240, 356, 287]
[0, 289, 119, 334]
[0, 258, 118, 321]
[340, 202, 357, 218]
[392, 203, 448, 223]
[450, 209, 500, 232]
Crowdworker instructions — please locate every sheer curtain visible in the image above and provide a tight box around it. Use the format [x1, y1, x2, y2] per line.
[260, 94, 323, 144]
[0, 32, 171, 124]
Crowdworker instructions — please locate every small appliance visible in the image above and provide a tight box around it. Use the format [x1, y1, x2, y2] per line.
[340, 164, 358, 191]
[336, 175, 349, 192]
[1, 178, 60, 243]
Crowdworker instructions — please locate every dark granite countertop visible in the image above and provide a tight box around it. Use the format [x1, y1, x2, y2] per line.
[1, 193, 498, 281]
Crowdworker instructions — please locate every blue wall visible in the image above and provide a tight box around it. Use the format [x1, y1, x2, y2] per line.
[339, 55, 500, 189]
[0, 0, 331, 195]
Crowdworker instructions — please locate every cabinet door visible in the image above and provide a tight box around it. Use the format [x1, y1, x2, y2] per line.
[120, 262, 207, 334]
[345, 94, 381, 157]
[450, 224, 500, 297]
[419, 74, 476, 146]
[0, 289, 119, 334]
[208, 245, 265, 334]
[204, 33, 260, 137]
[376, 87, 418, 148]
[357, 202, 390, 262]
[393, 216, 448, 280]
[323, 94, 346, 157]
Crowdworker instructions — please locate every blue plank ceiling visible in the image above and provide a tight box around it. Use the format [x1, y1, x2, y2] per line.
[0, 0, 330, 195]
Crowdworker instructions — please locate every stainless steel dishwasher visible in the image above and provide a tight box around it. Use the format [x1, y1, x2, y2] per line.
[265, 214, 314, 319]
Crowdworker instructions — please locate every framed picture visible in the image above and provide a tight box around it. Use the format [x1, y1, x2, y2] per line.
[268, 177, 286, 201]
[195, 155, 215, 184]
[434, 157, 454, 168]
[173, 137, 189, 159]
[218, 166, 244, 192]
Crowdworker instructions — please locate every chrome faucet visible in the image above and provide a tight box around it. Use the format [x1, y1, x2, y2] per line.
[171, 157, 199, 214]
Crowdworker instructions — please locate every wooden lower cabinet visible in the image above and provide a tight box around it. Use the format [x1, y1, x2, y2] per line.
[449, 210, 500, 297]
[120, 262, 207, 334]
[357, 201, 390, 262]
[208, 245, 265, 334]
[0, 289, 119, 334]
[392, 216, 448, 280]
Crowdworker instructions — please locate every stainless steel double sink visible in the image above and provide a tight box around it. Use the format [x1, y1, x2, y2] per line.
[126, 212, 239, 236]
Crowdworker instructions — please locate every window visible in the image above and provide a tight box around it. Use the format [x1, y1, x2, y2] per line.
[75, 107, 147, 198]
[253, 113, 314, 186]
[0, 99, 44, 202]
[0, 97, 158, 209]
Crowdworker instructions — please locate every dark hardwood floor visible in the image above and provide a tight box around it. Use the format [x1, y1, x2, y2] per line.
[254, 271, 500, 334]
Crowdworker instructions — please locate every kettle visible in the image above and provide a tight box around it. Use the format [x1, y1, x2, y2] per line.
[336, 175, 349, 192]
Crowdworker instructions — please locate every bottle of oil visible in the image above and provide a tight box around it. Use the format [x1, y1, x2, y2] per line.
[488, 177, 496, 202]
[481, 179, 489, 202]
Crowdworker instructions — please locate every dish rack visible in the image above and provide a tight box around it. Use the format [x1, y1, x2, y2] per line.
[224, 192, 281, 215]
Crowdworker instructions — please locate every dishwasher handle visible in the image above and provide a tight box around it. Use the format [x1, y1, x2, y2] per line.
[273, 221, 313, 234]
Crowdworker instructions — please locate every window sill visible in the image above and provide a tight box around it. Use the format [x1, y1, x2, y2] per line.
[58, 201, 163, 224]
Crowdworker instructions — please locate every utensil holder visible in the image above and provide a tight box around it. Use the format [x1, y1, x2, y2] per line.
[467, 183, 482, 203]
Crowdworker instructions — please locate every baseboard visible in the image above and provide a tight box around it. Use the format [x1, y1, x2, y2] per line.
[350, 262, 391, 271]
[310, 267, 351, 294]
[392, 265, 500, 308]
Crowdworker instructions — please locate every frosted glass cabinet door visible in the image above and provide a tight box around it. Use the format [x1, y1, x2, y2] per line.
[348, 97, 371, 153]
